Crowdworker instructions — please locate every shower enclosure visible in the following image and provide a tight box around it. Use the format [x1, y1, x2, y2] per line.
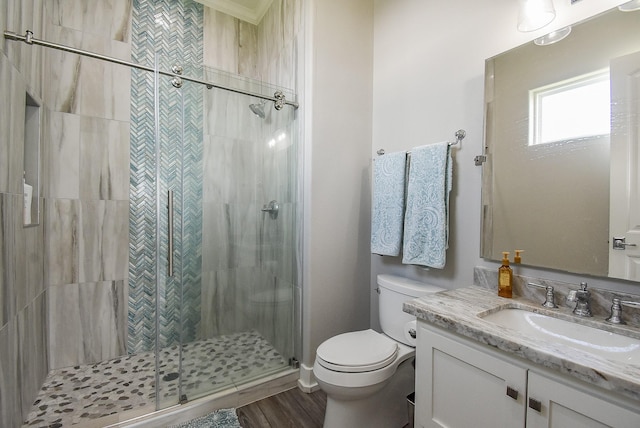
[138, 61, 301, 411]
[4, 35, 300, 428]
[1, 1, 303, 426]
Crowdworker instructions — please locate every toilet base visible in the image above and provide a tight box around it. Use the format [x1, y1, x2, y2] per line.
[322, 358, 414, 428]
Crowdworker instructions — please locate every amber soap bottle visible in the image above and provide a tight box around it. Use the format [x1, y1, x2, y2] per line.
[498, 251, 513, 298]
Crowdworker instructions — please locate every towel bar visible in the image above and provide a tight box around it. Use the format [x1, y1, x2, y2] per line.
[376, 129, 465, 156]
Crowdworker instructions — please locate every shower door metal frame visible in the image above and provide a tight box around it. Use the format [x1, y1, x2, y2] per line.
[3, 30, 299, 110]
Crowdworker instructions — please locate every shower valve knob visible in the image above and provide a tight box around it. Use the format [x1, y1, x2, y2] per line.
[261, 200, 279, 219]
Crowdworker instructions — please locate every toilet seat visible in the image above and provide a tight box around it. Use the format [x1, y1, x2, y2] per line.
[316, 329, 398, 373]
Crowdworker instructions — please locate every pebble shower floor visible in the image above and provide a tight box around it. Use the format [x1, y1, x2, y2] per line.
[23, 330, 287, 427]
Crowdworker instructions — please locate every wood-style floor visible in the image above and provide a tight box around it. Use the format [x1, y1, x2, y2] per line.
[237, 388, 327, 428]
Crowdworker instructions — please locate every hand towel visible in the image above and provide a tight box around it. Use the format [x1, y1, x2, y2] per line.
[371, 151, 407, 256]
[402, 142, 452, 268]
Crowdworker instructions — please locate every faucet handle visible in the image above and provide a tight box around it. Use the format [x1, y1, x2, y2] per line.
[607, 298, 640, 324]
[527, 283, 557, 308]
[566, 281, 587, 305]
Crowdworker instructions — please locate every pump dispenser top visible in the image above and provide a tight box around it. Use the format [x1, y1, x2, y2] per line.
[514, 250, 524, 264]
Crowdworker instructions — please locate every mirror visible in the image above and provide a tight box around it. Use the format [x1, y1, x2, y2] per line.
[482, 5, 640, 281]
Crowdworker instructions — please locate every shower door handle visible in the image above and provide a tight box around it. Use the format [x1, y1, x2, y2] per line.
[168, 190, 174, 277]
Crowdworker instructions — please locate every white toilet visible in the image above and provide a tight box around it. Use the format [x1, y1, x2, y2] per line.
[313, 274, 443, 428]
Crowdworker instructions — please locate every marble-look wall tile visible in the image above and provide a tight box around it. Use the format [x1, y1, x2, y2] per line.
[20, 0, 45, 96]
[234, 267, 262, 331]
[44, 25, 132, 120]
[203, 135, 231, 203]
[0, 1, 6, 56]
[247, 276, 294, 358]
[0, 320, 20, 428]
[45, 198, 80, 286]
[79, 200, 129, 283]
[229, 203, 259, 268]
[199, 270, 222, 338]
[5, 0, 46, 96]
[238, 20, 260, 80]
[0, 3, 47, 426]
[48, 280, 127, 369]
[0, 57, 12, 194]
[202, 201, 230, 270]
[0, 54, 27, 195]
[257, 0, 300, 91]
[43, 26, 83, 114]
[17, 291, 48, 417]
[24, 202, 46, 306]
[203, 134, 260, 205]
[49, 0, 132, 43]
[79, 117, 130, 201]
[9, 195, 27, 314]
[46, 111, 80, 199]
[0, 194, 14, 328]
[74, 43, 131, 121]
[203, 8, 240, 74]
[199, 267, 258, 339]
[0, 194, 42, 325]
[204, 88, 260, 142]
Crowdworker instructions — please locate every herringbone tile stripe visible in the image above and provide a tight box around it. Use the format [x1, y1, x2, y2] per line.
[129, 0, 203, 353]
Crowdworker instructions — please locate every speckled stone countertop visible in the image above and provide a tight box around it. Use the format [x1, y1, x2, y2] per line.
[404, 285, 640, 403]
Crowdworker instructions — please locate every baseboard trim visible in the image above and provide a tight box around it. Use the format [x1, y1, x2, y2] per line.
[297, 363, 320, 392]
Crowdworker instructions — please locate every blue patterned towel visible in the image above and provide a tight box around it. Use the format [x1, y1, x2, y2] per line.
[402, 142, 452, 268]
[371, 151, 407, 256]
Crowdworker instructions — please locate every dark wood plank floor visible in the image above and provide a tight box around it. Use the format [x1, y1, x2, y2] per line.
[237, 388, 327, 428]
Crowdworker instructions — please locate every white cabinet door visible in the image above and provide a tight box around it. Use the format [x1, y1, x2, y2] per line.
[415, 323, 527, 428]
[526, 371, 640, 428]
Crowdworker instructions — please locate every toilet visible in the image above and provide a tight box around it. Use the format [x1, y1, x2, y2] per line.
[313, 274, 443, 428]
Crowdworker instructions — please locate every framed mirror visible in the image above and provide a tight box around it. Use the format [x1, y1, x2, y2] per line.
[481, 4, 640, 281]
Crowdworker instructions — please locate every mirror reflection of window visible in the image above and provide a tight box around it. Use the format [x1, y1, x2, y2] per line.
[529, 69, 611, 145]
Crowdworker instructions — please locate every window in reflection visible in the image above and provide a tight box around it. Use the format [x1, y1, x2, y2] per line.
[529, 69, 610, 145]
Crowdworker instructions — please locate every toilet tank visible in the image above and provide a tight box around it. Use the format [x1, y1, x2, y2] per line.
[377, 274, 444, 345]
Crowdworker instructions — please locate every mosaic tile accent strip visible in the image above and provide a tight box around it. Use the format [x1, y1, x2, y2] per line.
[23, 331, 287, 427]
[129, 0, 204, 354]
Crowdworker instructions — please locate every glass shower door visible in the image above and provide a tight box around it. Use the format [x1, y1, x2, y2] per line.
[155, 64, 299, 408]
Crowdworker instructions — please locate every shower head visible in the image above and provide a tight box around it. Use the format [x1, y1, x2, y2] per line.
[249, 101, 266, 119]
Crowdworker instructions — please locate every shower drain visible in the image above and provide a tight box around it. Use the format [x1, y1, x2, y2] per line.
[162, 372, 179, 381]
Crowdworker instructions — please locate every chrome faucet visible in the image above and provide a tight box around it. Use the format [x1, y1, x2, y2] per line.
[567, 282, 592, 317]
[606, 298, 640, 324]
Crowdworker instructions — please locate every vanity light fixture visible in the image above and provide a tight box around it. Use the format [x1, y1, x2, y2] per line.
[517, 0, 556, 32]
[618, 0, 640, 12]
[534, 26, 572, 46]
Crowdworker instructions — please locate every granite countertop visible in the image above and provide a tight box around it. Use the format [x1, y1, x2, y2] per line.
[403, 286, 640, 403]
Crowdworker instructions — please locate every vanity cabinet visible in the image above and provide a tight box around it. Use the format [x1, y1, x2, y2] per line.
[415, 321, 640, 428]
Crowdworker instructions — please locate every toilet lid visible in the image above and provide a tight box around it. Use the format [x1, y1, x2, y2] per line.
[316, 329, 398, 373]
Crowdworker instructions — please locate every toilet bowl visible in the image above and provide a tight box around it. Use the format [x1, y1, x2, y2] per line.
[313, 275, 443, 428]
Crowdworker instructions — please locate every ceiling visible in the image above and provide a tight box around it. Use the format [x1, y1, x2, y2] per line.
[194, 0, 274, 25]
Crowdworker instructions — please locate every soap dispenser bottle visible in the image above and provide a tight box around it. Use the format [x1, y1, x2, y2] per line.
[498, 251, 513, 298]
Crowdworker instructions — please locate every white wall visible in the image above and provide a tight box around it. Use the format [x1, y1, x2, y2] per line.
[301, 0, 374, 371]
[371, 0, 637, 328]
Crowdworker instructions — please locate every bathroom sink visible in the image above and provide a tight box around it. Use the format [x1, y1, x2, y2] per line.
[480, 308, 640, 364]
